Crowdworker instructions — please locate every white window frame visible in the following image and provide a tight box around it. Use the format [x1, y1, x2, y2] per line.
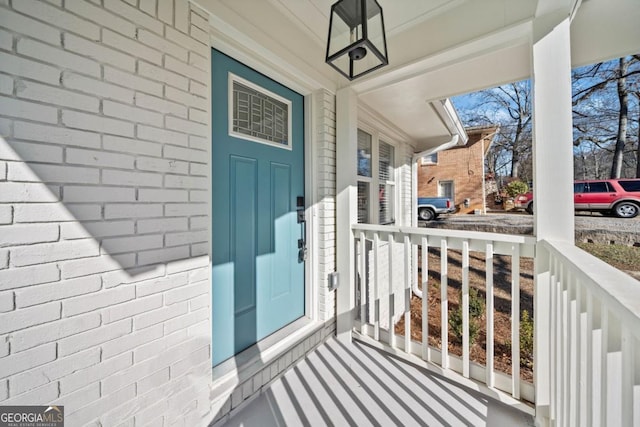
[356, 123, 399, 225]
[438, 179, 455, 201]
[228, 72, 293, 150]
[378, 139, 396, 225]
[421, 152, 438, 165]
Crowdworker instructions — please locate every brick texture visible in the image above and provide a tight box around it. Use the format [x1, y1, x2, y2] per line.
[0, 2, 342, 426]
[315, 90, 337, 322]
[0, 1, 213, 425]
[418, 126, 497, 214]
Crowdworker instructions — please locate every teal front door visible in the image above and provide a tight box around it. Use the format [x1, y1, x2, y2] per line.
[211, 49, 305, 366]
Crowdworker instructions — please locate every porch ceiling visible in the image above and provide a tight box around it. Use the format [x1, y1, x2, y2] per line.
[201, 0, 640, 149]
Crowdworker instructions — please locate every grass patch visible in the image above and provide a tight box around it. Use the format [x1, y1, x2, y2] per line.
[577, 242, 640, 271]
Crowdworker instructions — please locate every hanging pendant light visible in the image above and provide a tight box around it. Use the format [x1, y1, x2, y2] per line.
[325, 0, 389, 81]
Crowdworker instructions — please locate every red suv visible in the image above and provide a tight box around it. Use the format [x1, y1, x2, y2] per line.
[514, 179, 640, 218]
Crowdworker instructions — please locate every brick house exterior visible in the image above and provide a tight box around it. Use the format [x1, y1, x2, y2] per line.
[418, 126, 498, 214]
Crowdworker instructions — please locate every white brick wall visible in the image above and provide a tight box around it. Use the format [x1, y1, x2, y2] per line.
[315, 90, 337, 322]
[0, 1, 214, 425]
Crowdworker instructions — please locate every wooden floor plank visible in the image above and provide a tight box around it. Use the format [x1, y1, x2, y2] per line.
[219, 336, 535, 427]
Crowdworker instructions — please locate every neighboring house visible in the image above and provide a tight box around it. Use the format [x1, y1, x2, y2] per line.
[419, 125, 499, 214]
[0, 1, 638, 427]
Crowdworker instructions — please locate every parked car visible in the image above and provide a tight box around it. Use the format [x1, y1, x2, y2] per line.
[514, 192, 534, 214]
[514, 179, 640, 218]
[417, 197, 455, 221]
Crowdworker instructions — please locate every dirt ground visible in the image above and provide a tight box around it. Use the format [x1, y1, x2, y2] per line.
[394, 247, 534, 382]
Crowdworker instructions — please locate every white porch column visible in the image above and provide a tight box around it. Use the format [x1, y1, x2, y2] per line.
[531, 15, 574, 424]
[531, 16, 574, 242]
[336, 88, 358, 342]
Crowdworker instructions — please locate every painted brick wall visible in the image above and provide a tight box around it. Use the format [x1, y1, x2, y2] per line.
[315, 89, 336, 322]
[0, 1, 214, 425]
[418, 128, 494, 214]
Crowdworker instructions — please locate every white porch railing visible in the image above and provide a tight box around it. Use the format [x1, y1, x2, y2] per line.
[350, 224, 640, 424]
[538, 240, 640, 427]
[351, 224, 536, 407]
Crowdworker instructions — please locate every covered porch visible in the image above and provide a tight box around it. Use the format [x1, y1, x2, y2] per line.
[220, 223, 640, 426]
[0, 0, 639, 425]
[209, 0, 640, 425]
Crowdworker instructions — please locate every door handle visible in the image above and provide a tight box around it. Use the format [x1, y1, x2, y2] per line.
[298, 238, 307, 262]
[297, 196, 306, 263]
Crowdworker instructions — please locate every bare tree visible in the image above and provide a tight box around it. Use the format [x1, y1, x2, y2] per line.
[611, 57, 629, 178]
[456, 80, 532, 180]
[453, 55, 640, 183]
[572, 55, 640, 179]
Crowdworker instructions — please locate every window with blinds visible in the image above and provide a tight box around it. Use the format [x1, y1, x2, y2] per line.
[357, 130, 372, 177]
[356, 130, 396, 225]
[422, 152, 438, 165]
[378, 141, 395, 224]
[357, 182, 370, 224]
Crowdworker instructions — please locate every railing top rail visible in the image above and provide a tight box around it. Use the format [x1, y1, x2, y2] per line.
[542, 239, 640, 337]
[351, 223, 537, 246]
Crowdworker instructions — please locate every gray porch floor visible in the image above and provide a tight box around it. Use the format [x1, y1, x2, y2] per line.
[218, 336, 535, 427]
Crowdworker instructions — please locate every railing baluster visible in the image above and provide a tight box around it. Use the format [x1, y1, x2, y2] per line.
[360, 231, 366, 335]
[388, 232, 395, 349]
[559, 263, 567, 427]
[621, 326, 633, 427]
[561, 266, 572, 425]
[600, 303, 608, 427]
[373, 232, 380, 342]
[511, 243, 520, 399]
[421, 236, 429, 362]
[565, 270, 578, 426]
[441, 238, 448, 370]
[549, 254, 557, 421]
[462, 240, 470, 378]
[586, 290, 593, 427]
[485, 242, 494, 388]
[404, 235, 411, 353]
[633, 339, 640, 427]
[574, 274, 582, 427]
[555, 257, 563, 424]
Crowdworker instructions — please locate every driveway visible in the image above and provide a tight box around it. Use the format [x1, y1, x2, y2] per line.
[420, 211, 640, 246]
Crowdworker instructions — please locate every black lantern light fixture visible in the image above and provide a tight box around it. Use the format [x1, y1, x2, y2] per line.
[325, 0, 389, 81]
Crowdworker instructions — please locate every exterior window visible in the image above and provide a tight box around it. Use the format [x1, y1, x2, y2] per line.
[356, 129, 396, 225]
[229, 73, 292, 149]
[422, 152, 438, 165]
[378, 141, 395, 224]
[357, 182, 370, 224]
[438, 180, 454, 201]
[357, 130, 372, 177]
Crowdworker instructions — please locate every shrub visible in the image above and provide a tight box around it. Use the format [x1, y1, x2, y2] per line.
[505, 180, 529, 197]
[449, 288, 485, 345]
[520, 310, 534, 368]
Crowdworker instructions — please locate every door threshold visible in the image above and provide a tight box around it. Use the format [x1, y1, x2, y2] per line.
[210, 317, 324, 401]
